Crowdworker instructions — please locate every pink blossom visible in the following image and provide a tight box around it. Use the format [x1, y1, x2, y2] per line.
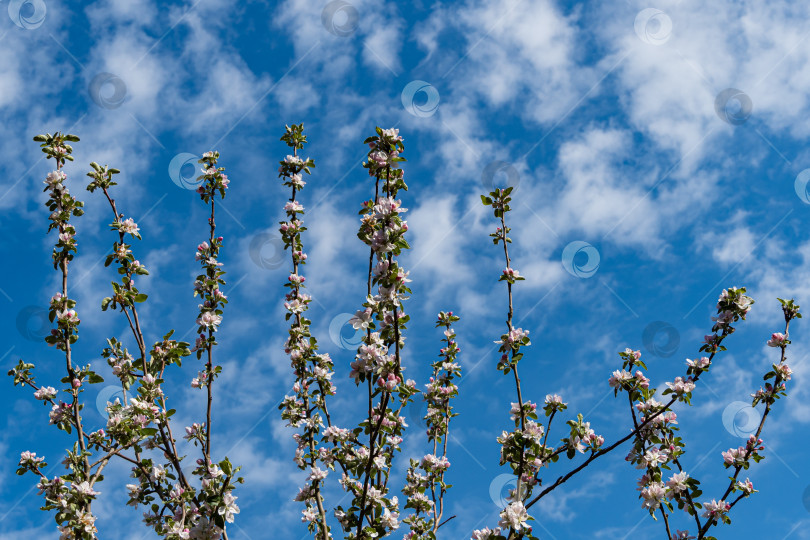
[609, 369, 632, 388]
[774, 362, 792, 380]
[284, 155, 303, 166]
[666, 471, 689, 494]
[722, 446, 746, 466]
[671, 531, 696, 540]
[640, 481, 667, 510]
[381, 128, 402, 141]
[197, 311, 222, 328]
[767, 332, 787, 347]
[44, 170, 66, 187]
[736, 477, 755, 495]
[702, 499, 730, 523]
[19, 451, 45, 467]
[498, 501, 530, 531]
[34, 386, 57, 400]
[471, 527, 502, 540]
[308, 467, 328, 481]
[665, 376, 695, 396]
[686, 357, 711, 370]
[284, 201, 304, 213]
[120, 218, 139, 235]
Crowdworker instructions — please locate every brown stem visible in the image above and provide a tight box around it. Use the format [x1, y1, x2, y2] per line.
[660, 506, 672, 538]
[524, 328, 732, 511]
[697, 318, 791, 538]
[498, 212, 527, 516]
[205, 192, 216, 461]
[54, 158, 90, 498]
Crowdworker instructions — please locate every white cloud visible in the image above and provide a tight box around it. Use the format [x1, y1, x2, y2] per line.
[453, 0, 589, 124]
[704, 224, 756, 265]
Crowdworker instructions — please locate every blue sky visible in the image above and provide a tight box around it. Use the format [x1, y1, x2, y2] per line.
[2, 0, 810, 538]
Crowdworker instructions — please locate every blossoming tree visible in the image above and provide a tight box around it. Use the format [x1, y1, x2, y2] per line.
[9, 126, 799, 540]
[11, 133, 242, 539]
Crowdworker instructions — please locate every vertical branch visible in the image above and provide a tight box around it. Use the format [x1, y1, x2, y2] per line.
[276, 124, 332, 539]
[190, 150, 239, 539]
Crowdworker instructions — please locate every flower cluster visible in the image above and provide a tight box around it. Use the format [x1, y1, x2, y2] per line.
[195, 150, 229, 201]
[11, 125, 803, 540]
[618, 287, 796, 538]
[193, 236, 227, 336]
[722, 435, 765, 469]
[401, 312, 460, 538]
[331, 127, 418, 539]
[8, 133, 111, 539]
[13, 137, 244, 539]
[275, 124, 341, 538]
[40, 141, 84, 261]
[126, 455, 240, 538]
[477, 186, 557, 537]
